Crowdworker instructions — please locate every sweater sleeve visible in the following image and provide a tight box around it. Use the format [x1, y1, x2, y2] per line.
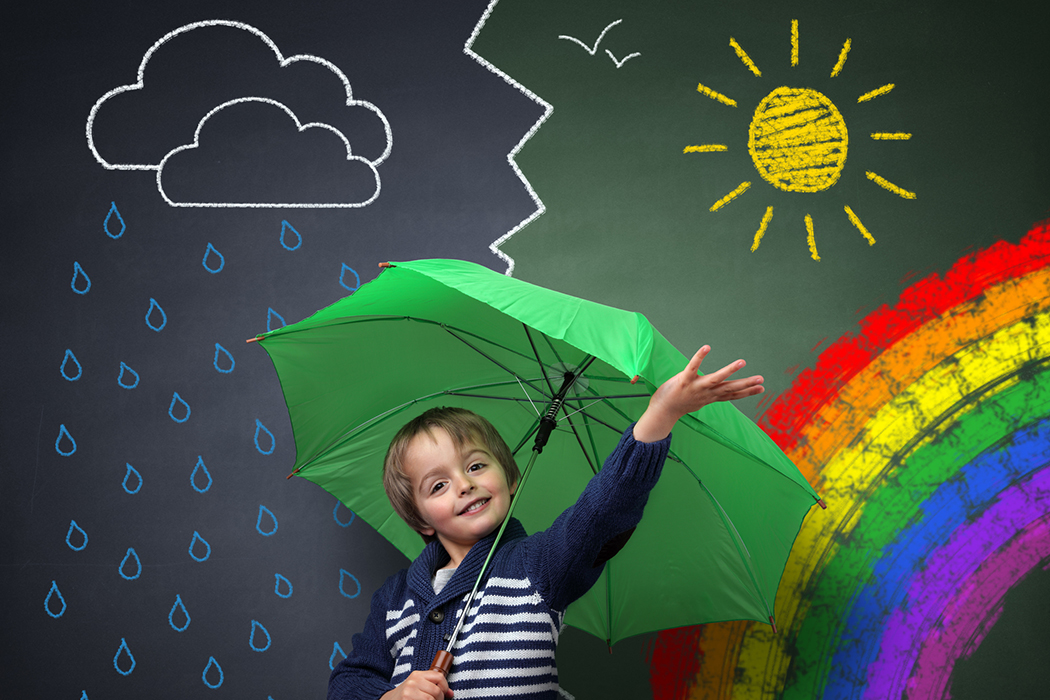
[328, 577, 400, 700]
[524, 425, 670, 610]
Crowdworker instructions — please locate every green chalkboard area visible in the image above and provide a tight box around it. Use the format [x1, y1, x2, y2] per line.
[473, 0, 1050, 414]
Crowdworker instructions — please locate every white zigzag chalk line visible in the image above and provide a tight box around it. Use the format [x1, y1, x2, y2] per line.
[86, 19, 392, 209]
[464, 1, 552, 276]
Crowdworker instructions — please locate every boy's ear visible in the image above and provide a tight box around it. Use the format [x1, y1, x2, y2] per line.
[419, 524, 436, 537]
[509, 479, 518, 496]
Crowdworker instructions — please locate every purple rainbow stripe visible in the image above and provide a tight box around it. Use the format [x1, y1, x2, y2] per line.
[823, 415, 1050, 699]
[910, 511, 1050, 697]
[862, 428, 1050, 698]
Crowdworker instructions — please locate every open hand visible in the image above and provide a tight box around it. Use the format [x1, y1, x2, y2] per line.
[633, 346, 763, 443]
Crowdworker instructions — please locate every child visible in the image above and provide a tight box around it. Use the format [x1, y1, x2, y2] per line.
[328, 346, 764, 700]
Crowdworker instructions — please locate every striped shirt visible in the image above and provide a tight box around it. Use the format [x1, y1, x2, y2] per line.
[329, 427, 669, 700]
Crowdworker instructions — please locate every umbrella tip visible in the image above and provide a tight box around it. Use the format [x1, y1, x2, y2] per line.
[630, 375, 640, 384]
[379, 262, 394, 268]
[246, 336, 262, 344]
[606, 639, 612, 654]
[769, 616, 778, 634]
[817, 498, 827, 510]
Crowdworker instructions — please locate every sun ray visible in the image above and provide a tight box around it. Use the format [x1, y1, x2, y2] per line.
[866, 171, 917, 199]
[730, 38, 762, 76]
[858, 83, 895, 103]
[696, 83, 738, 107]
[871, 132, 912, 140]
[830, 39, 851, 77]
[683, 144, 728, 153]
[791, 20, 799, 66]
[805, 214, 819, 260]
[751, 206, 774, 251]
[710, 181, 751, 211]
[845, 205, 876, 245]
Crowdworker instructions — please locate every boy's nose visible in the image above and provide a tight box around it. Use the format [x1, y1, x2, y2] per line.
[457, 476, 476, 494]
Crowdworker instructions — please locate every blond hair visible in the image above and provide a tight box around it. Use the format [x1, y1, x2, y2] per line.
[384, 407, 520, 543]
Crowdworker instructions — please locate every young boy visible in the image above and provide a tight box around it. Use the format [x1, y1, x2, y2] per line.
[328, 346, 764, 700]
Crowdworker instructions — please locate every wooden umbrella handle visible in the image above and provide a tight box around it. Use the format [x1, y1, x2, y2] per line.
[430, 650, 453, 677]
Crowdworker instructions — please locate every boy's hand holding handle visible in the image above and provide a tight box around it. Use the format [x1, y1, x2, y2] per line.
[382, 668, 453, 700]
[633, 346, 764, 444]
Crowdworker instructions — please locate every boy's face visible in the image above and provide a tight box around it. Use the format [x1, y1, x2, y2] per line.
[402, 427, 517, 564]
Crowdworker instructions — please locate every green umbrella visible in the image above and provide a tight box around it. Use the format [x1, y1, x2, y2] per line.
[253, 258, 821, 646]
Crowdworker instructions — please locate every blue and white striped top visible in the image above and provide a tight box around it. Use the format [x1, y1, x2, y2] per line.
[329, 427, 669, 700]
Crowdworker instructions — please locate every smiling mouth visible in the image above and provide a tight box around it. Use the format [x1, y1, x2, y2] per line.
[459, 498, 489, 515]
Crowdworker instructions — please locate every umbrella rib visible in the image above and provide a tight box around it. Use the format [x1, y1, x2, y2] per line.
[561, 410, 598, 475]
[694, 470, 775, 623]
[523, 324, 558, 397]
[442, 325, 555, 401]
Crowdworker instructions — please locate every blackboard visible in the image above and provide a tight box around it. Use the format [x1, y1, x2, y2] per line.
[3, 1, 1048, 699]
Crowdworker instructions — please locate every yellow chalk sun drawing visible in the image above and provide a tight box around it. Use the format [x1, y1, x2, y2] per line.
[685, 20, 915, 260]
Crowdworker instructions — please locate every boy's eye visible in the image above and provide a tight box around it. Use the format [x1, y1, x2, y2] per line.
[430, 481, 447, 494]
[468, 462, 486, 472]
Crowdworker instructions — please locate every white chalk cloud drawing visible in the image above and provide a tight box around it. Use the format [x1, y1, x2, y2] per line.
[157, 97, 380, 208]
[86, 20, 391, 209]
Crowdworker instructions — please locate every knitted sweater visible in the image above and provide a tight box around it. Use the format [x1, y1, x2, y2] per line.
[328, 427, 670, 700]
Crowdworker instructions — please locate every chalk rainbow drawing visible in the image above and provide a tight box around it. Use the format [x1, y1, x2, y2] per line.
[649, 219, 1050, 699]
[685, 21, 916, 259]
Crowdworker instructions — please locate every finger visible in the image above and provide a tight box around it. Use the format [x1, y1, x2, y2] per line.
[704, 358, 748, 384]
[685, 345, 710, 374]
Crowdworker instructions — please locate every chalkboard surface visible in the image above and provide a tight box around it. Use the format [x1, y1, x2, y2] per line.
[3, 1, 1048, 699]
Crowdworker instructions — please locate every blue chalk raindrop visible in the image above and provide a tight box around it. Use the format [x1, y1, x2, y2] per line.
[191, 456, 212, 493]
[189, 531, 211, 562]
[119, 548, 141, 580]
[117, 362, 140, 389]
[202, 242, 225, 273]
[145, 298, 167, 331]
[256, 505, 278, 536]
[338, 569, 361, 599]
[45, 580, 67, 618]
[339, 264, 360, 292]
[329, 642, 346, 670]
[122, 463, 143, 494]
[249, 619, 272, 652]
[212, 343, 234, 373]
[66, 520, 88, 551]
[274, 573, 293, 598]
[55, 424, 77, 456]
[168, 392, 191, 423]
[71, 262, 91, 294]
[105, 201, 125, 239]
[168, 594, 190, 632]
[333, 500, 355, 527]
[280, 220, 302, 250]
[254, 419, 275, 455]
[202, 656, 224, 688]
[113, 638, 135, 676]
[81, 691, 88, 700]
[60, 349, 82, 381]
[266, 307, 286, 332]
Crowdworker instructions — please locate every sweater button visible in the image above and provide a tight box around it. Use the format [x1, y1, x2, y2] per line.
[428, 609, 445, 623]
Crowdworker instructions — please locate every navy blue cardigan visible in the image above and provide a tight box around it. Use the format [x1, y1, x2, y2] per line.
[328, 427, 670, 700]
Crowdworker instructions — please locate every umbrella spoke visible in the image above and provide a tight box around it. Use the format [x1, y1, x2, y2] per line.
[441, 325, 556, 401]
[523, 324, 559, 397]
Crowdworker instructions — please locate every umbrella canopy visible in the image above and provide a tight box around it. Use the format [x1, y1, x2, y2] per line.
[255, 259, 821, 645]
